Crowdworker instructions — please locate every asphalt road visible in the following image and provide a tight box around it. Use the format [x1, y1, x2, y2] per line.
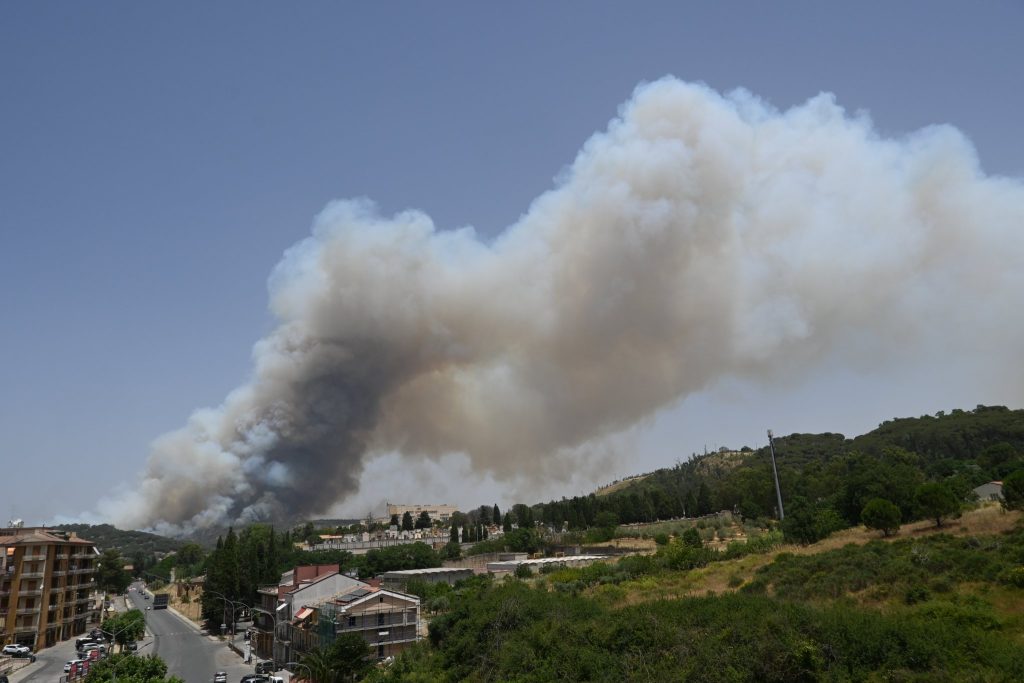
[126, 583, 258, 683]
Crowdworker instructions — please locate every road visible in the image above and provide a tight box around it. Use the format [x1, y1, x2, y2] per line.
[126, 583, 257, 683]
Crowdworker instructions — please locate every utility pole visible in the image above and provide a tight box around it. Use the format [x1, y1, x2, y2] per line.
[767, 430, 785, 521]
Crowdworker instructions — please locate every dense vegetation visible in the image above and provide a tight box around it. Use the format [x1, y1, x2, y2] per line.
[746, 528, 1024, 602]
[362, 406, 1024, 681]
[83, 652, 183, 683]
[55, 523, 183, 559]
[371, 577, 1024, 682]
[529, 406, 1024, 539]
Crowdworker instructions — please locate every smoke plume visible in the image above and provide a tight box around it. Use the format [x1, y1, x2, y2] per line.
[102, 78, 1024, 533]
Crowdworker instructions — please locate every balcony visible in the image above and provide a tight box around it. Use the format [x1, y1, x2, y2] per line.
[70, 568, 94, 575]
[70, 552, 94, 560]
[19, 571, 45, 579]
[16, 606, 39, 615]
[14, 621, 40, 632]
[18, 588, 43, 598]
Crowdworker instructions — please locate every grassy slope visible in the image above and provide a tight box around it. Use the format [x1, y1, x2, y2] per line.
[610, 505, 1024, 619]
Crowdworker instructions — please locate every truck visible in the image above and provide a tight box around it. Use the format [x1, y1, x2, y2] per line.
[152, 593, 170, 610]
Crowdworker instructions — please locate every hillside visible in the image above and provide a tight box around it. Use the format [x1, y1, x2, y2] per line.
[531, 405, 1024, 531]
[55, 523, 184, 558]
[381, 504, 1024, 681]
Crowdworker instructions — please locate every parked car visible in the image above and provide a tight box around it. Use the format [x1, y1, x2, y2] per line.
[1, 645, 29, 656]
[254, 661, 276, 675]
[127, 642, 138, 652]
[64, 659, 87, 673]
[11, 652, 35, 662]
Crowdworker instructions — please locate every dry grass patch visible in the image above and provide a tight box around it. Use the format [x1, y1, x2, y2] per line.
[604, 506, 1022, 609]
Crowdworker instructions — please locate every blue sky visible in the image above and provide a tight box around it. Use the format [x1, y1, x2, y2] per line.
[2, 2, 1022, 527]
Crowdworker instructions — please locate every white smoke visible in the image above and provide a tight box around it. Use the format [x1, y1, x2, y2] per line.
[100, 78, 1024, 532]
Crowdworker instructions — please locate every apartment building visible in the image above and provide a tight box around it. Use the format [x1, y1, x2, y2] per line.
[253, 564, 364, 665]
[0, 527, 99, 650]
[314, 586, 420, 660]
[385, 503, 458, 524]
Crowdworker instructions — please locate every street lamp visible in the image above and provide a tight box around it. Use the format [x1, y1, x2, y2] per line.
[251, 606, 281, 671]
[206, 590, 249, 636]
[284, 661, 312, 682]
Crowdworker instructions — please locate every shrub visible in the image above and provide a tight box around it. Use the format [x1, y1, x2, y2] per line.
[514, 564, 534, 579]
[653, 532, 670, 546]
[998, 567, 1024, 588]
[681, 527, 702, 548]
[905, 584, 931, 605]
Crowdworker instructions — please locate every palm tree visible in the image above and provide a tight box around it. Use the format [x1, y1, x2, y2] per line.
[300, 647, 336, 683]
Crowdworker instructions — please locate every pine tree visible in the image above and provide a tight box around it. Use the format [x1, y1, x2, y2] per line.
[402, 511, 414, 531]
[493, 504, 501, 525]
[415, 511, 432, 529]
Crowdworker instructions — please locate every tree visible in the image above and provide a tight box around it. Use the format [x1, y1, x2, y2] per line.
[861, 498, 901, 537]
[299, 646, 335, 683]
[102, 609, 146, 651]
[684, 490, 698, 518]
[449, 523, 460, 544]
[401, 511, 414, 531]
[512, 504, 534, 528]
[696, 482, 713, 516]
[492, 504, 501, 525]
[781, 497, 845, 545]
[330, 632, 373, 680]
[415, 511, 432, 529]
[1001, 470, 1024, 510]
[96, 549, 131, 595]
[915, 482, 959, 527]
[390, 514, 400, 528]
[502, 512, 513, 533]
[83, 653, 184, 682]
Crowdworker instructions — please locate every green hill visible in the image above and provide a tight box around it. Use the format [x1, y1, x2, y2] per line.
[532, 405, 1024, 530]
[54, 523, 184, 558]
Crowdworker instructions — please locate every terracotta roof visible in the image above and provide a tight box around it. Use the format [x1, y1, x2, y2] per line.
[0, 529, 95, 546]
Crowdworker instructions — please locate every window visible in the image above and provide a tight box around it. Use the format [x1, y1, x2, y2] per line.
[378, 613, 385, 626]
[377, 644, 384, 658]
[347, 616, 355, 627]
